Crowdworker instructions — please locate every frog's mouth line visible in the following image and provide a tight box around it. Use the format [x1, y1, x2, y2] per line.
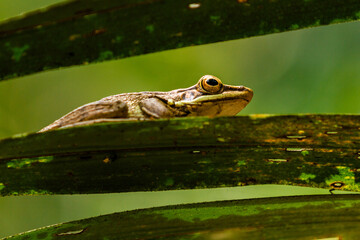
[187, 96, 251, 104]
[174, 97, 250, 108]
[197, 97, 250, 103]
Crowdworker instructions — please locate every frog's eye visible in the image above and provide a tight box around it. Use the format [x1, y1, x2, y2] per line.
[199, 75, 223, 94]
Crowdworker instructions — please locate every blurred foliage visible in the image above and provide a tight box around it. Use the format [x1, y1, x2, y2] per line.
[0, 0, 359, 238]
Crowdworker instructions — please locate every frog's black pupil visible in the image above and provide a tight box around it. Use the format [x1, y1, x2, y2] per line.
[206, 79, 218, 86]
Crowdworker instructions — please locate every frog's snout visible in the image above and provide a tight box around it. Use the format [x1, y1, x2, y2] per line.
[244, 87, 253, 102]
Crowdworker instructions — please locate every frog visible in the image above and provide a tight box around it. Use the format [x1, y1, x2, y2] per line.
[39, 75, 253, 132]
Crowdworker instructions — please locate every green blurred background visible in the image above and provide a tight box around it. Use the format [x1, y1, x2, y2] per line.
[0, 0, 359, 238]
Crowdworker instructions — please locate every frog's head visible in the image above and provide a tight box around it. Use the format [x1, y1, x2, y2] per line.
[170, 75, 253, 117]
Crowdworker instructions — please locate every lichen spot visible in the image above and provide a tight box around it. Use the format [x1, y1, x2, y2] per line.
[298, 130, 305, 134]
[326, 131, 338, 135]
[103, 157, 111, 164]
[314, 237, 340, 240]
[290, 24, 300, 30]
[172, 32, 183, 37]
[188, 3, 201, 9]
[165, 177, 174, 186]
[112, 36, 123, 43]
[92, 28, 106, 35]
[10, 44, 30, 62]
[301, 150, 309, 156]
[210, 16, 221, 26]
[286, 135, 306, 139]
[299, 173, 316, 182]
[286, 147, 313, 152]
[267, 159, 288, 163]
[98, 51, 114, 61]
[69, 34, 81, 41]
[237, 160, 246, 166]
[356, 11, 360, 18]
[7, 156, 53, 169]
[56, 229, 86, 236]
[84, 13, 97, 20]
[249, 114, 271, 120]
[146, 24, 155, 33]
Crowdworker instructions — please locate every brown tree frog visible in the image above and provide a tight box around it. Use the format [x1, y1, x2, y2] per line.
[39, 75, 253, 132]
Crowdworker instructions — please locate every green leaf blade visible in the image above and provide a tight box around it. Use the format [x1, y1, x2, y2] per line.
[1, 115, 360, 196]
[4, 195, 360, 239]
[0, 0, 359, 80]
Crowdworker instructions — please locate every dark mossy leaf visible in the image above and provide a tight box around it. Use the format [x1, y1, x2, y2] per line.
[0, 0, 359, 80]
[1, 115, 360, 196]
[4, 194, 360, 239]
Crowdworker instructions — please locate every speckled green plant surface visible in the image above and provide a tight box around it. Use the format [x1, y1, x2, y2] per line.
[1, 114, 360, 196]
[2, 195, 360, 239]
[0, 0, 359, 81]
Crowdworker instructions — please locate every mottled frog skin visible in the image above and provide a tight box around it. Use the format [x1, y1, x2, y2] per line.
[39, 75, 253, 132]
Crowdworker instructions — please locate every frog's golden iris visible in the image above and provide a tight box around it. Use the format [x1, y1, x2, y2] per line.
[198, 75, 224, 94]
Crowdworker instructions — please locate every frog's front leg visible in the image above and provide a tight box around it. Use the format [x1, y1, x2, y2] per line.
[39, 100, 128, 132]
[139, 97, 189, 118]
